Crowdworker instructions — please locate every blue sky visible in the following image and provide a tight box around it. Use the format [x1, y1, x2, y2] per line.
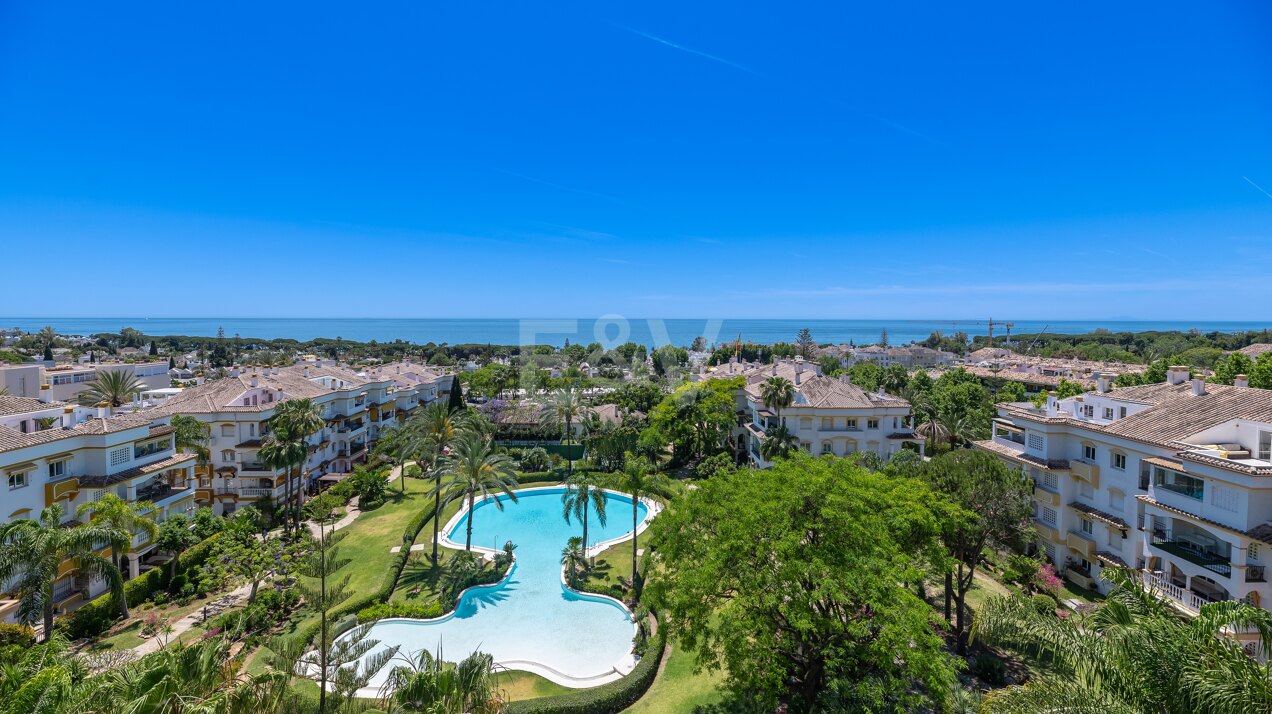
[1, 1, 1270, 320]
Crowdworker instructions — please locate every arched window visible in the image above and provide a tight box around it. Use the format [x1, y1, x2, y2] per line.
[221, 449, 235, 463]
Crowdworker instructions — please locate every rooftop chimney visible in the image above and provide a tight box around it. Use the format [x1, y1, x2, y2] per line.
[62, 405, 75, 429]
[1096, 373, 1111, 394]
[96, 401, 110, 419]
[1235, 374, 1249, 389]
[38, 383, 51, 403]
[771, 363, 778, 376]
[230, 366, 240, 378]
[304, 367, 311, 378]
[794, 368, 802, 386]
[1045, 391, 1059, 417]
[250, 375, 259, 388]
[1167, 365, 1189, 386]
[1191, 376, 1206, 396]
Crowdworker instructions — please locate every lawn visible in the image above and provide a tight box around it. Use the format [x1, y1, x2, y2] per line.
[496, 670, 572, 702]
[89, 591, 224, 651]
[626, 641, 724, 713]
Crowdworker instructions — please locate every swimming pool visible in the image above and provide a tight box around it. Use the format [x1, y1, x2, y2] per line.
[349, 486, 656, 693]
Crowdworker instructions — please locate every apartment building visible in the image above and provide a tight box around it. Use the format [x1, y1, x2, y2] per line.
[0, 361, 170, 402]
[975, 368, 1272, 628]
[145, 362, 453, 515]
[701, 358, 922, 467]
[0, 395, 196, 621]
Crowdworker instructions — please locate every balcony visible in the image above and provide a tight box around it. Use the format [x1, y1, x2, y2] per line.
[1246, 565, 1266, 583]
[1032, 483, 1061, 507]
[1150, 536, 1232, 578]
[1033, 518, 1064, 543]
[239, 461, 276, 474]
[133, 441, 170, 460]
[1070, 459, 1100, 488]
[1067, 531, 1096, 559]
[1065, 567, 1095, 590]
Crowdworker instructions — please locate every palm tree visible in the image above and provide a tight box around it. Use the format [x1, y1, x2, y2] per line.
[434, 431, 519, 551]
[383, 647, 505, 714]
[406, 402, 465, 563]
[973, 568, 1272, 713]
[914, 413, 949, 452]
[171, 414, 212, 485]
[609, 456, 672, 591]
[560, 536, 586, 588]
[76, 494, 158, 617]
[542, 386, 586, 476]
[258, 430, 305, 534]
[0, 504, 126, 641]
[759, 423, 799, 462]
[268, 398, 324, 531]
[38, 325, 56, 347]
[561, 471, 607, 556]
[759, 376, 795, 426]
[75, 369, 145, 408]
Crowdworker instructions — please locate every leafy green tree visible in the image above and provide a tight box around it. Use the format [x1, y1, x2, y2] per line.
[973, 569, 1272, 714]
[604, 381, 663, 414]
[201, 528, 300, 603]
[919, 450, 1033, 652]
[647, 378, 740, 464]
[646, 456, 956, 712]
[434, 432, 519, 551]
[171, 414, 212, 484]
[818, 354, 843, 377]
[846, 361, 884, 392]
[154, 514, 198, 579]
[1251, 352, 1272, 390]
[1211, 352, 1254, 385]
[882, 363, 910, 394]
[267, 398, 324, 531]
[447, 376, 466, 411]
[0, 505, 126, 641]
[996, 381, 1028, 403]
[347, 467, 389, 506]
[1055, 378, 1087, 399]
[796, 327, 816, 359]
[75, 369, 145, 407]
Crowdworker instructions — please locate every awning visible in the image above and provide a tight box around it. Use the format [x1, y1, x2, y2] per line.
[318, 472, 352, 483]
[1144, 456, 1185, 471]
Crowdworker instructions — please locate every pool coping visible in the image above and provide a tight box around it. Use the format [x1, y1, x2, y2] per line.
[348, 484, 661, 693]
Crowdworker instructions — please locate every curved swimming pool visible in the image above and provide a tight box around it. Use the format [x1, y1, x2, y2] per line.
[351, 486, 653, 692]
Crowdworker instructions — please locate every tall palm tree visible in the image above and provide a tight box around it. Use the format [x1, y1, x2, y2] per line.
[76, 494, 158, 617]
[258, 433, 302, 533]
[407, 402, 465, 563]
[759, 376, 795, 426]
[171, 414, 212, 484]
[76, 369, 145, 408]
[973, 568, 1272, 714]
[433, 432, 519, 551]
[542, 386, 585, 477]
[609, 456, 672, 590]
[38, 325, 56, 348]
[759, 423, 799, 462]
[0, 504, 126, 641]
[561, 471, 607, 556]
[268, 398, 324, 531]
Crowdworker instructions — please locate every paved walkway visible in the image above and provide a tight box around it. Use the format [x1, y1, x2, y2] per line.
[126, 470, 400, 657]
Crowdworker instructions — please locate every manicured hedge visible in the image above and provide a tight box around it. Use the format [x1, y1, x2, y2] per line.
[514, 469, 600, 486]
[504, 625, 666, 714]
[64, 532, 223, 639]
[357, 600, 444, 623]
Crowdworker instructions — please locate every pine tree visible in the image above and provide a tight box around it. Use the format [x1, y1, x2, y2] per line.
[42, 344, 53, 361]
[447, 376, 465, 412]
[880, 327, 889, 347]
[149, 341, 158, 356]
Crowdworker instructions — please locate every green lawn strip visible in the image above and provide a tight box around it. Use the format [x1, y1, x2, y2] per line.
[624, 641, 724, 713]
[496, 670, 573, 702]
[89, 591, 226, 651]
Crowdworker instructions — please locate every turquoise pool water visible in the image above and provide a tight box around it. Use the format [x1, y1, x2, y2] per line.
[353, 487, 651, 690]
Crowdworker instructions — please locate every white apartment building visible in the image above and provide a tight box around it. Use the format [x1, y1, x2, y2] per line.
[701, 358, 922, 467]
[146, 362, 453, 515]
[0, 362, 170, 402]
[0, 395, 196, 621]
[975, 368, 1272, 633]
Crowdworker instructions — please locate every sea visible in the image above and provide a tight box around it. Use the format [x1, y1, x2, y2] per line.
[3, 318, 1270, 349]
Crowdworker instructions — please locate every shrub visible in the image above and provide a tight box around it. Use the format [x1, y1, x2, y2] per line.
[167, 574, 189, 596]
[356, 600, 444, 623]
[1031, 593, 1060, 616]
[505, 625, 665, 714]
[694, 451, 736, 479]
[0, 623, 34, 647]
[970, 653, 1008, 686]
[520, 447, 551, 472]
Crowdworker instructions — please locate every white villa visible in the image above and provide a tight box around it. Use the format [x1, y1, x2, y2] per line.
[0, 361, 170, 403]
[975, 368, 1272, 639]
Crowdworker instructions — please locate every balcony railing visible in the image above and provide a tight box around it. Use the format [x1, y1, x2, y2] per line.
[134, 442, 170, 459]
[239, 462, 273, 473]
[1247, 565, 1266, 583]
[1150, 536, 1232, 578]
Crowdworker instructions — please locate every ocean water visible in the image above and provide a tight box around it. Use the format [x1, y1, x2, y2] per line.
[2, 317, 1269, 349]
[352, 488, 649, 689]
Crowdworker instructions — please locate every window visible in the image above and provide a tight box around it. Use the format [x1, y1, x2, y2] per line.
[1153, 467, 1204, 500]
[1112, 452, 1127, 470]
[1108, 489, 1125, 513]
[221, 425, 235, 437]
[821, 417, 833, 431]
[799, 417, 813, 430]
[109, 447, 130, 467]
[1107, 529, 1122, 548]
[1027, 433, 1044, 450]
[1260, 431, 1272, 461]
[221, 449, 236, 463]
[48, 460, 66, 479]
[821, 442, 832, 455]
[1119, 406, 1127, 418]
[846, 418, 858, 430]
[1082, 444, 1096, 461]
[1251, 544, 1261, 563]
[1082, 405, 1094, 418]
[1040, 507, 1057, 526]
[1103, 408, 1114, 420]
[7, 471, 28, 490]
[867, 418, 879, 430]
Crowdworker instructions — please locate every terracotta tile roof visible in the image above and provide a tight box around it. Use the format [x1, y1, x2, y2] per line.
[1095, 551, 1130, 568]
[1069, 501, 1130, 529]
[0, 395, 68, 416]
[973, 439, 1070, 470]
[1237, 344, 1272, 358]
[146, 364, 383, 415]
[79, 453, 196, 487]
[0, 413, 156, 452]
[795, 376, 910, 409]
[1144, 456, 1185, 470]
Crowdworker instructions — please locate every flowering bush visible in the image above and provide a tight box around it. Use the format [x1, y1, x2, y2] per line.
[1035, 563, 1063, 593]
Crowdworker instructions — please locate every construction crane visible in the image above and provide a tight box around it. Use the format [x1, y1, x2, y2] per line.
[944, 318, 1017, 348]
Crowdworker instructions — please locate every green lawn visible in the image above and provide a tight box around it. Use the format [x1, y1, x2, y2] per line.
[497, 670, 573, 702]
[625, 641, 724, 713]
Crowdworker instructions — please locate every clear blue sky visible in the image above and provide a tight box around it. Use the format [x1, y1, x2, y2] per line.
[1, 2, 1270, 320]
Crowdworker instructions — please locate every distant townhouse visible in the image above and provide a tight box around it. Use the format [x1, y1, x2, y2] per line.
[0, 361, 170, 402]
[145, 362, 453, 515]
[975, 368, 1272, 644]
[700, 358, 922, 467]
[0, 395, 196, 621]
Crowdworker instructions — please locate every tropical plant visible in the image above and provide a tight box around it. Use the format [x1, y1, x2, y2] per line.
[171, 414, 212, 484]
[348, 467, 389, 506]
[381, 647, 505, 714]
[268, 397, 324, 531]
[610, 456, 672, 591]
[561, 471, 607, 554]
[758, 423, 799, 462]
[154, 514, 198, 580]
[75, 493, 158, 618]
[75, 369, 145, 407]
[973, 568, 1272, 714]
[438, 553, 483, 601]
[759, 376, 795, 424]
[433, 431, 519, 551]
[405, 402, 465, 563]
[561, 536, 586, 588]
[0, 504, 126, 641]
[542, 386, 586, 476]
[296, 501, 357, 714]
